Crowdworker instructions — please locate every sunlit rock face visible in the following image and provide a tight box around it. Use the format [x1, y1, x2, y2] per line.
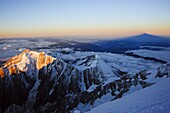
[0, 68, 4, 78]
[0, 49, 55, 78]
[36, 52, 54, 70]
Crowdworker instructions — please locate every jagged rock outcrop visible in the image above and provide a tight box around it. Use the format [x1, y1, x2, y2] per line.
[156, 63, 170, 78]
[73, 55, 122, 89]
[70, 70, 153, 107]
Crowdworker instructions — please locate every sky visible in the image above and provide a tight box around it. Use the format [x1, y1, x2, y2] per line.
[0, 0, 170, 38]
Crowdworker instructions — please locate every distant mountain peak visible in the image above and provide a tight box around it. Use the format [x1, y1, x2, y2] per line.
[0, 49, 55, 78]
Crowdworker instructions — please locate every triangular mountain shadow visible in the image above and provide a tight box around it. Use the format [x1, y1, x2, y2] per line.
[119, 33, 170, 42]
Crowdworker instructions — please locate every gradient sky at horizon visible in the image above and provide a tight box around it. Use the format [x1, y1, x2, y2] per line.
[0, 0, 170, 38]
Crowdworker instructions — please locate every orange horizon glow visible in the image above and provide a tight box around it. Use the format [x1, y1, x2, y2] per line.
[1, 25, 170, 38]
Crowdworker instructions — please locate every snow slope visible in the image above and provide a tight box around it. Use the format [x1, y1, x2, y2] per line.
[87, 78, 170, 113]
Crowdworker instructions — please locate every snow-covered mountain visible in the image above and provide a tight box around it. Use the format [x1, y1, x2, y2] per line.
[0, 49, 169, 113]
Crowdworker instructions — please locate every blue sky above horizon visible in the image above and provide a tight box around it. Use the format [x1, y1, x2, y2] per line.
[0, 0, 170, 38]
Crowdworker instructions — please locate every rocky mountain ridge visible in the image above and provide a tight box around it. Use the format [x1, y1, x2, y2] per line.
[0, 49, 169, 113]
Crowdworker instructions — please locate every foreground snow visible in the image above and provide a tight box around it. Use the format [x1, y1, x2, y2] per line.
[86, 78, 170, 113]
